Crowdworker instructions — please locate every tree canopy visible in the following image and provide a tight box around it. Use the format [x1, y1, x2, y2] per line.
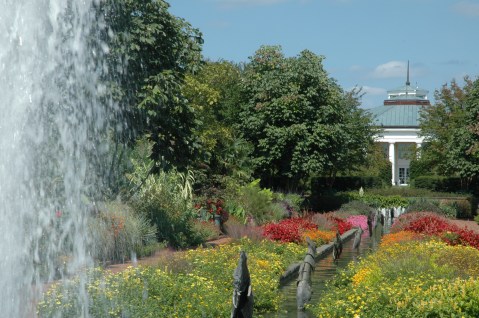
[238, 46, 375, 189]
[419, 76, 479, 184]
[101, 0, 203, 169]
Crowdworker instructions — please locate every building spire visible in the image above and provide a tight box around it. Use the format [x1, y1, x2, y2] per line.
[406, 60, 410, 86]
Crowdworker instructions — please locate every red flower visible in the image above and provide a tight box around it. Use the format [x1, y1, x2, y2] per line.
[262, 218, 317, 243]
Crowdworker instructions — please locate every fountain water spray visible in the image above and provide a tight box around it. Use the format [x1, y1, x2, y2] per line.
[0, 1, 117, 316]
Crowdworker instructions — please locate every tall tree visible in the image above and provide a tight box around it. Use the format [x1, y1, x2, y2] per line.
[420, 77, 479, 185]
[182, 61, 252, 192]
[100, 0, 203, 170]
[238, 46, 375, 189]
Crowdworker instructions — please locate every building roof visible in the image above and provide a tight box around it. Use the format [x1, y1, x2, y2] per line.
[368, 104, 424, 128]
[368, 61, 429, 128]
[387, 84, 429, 100]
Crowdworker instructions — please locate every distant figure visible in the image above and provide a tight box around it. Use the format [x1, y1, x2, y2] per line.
[352, 227, 363, 250]
[231, 251, 253, 318]
[332, 230, 342, 261]
[297, 237, 316, 310]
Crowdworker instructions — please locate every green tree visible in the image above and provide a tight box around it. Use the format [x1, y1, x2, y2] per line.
[352, 143, 392, 186]
[420, 77, 479, 185]
[100, 0, 203, 170]
[238, 46, 375, 189]
[182, 61, 252, 193]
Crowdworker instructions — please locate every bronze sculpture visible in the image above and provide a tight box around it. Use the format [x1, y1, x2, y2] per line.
[231, 251, 254, 318]
[332, 230, 342, 261]
[297, 237, 316, 310]
[352, 227, 363, 250]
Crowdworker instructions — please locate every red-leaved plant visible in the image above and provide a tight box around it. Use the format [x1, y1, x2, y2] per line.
[262, 218, 317, 243]
[393, 212, 479, 249]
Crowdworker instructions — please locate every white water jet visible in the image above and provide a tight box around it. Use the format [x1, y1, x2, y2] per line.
[0, 1, 116, 316]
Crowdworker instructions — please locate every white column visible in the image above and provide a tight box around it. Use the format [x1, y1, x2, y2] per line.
[389, 142, 396, 185]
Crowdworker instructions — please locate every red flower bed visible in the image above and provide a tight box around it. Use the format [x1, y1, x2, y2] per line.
[399, 212, 479, 249]
[329, 216, 353, 234]
[262, 218, 317, 243]
[404, 214, 453, 235]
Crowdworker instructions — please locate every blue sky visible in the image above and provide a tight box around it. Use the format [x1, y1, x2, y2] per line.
[169, 0, 479, 108]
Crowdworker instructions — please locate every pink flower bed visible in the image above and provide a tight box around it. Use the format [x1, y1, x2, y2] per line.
[346, 215, 368, 231]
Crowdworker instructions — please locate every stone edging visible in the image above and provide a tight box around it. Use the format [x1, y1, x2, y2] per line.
[279, 228, 358, 285]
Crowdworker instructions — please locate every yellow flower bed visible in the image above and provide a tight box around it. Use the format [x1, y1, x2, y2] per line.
[310, 239, 479, 317]
[38, 238, 306, 317]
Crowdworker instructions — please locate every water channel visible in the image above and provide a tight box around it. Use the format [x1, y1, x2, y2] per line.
[265, 222, 387, 318]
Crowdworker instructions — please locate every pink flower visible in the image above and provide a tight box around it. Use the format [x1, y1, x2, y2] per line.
[346, 215, 368, 231]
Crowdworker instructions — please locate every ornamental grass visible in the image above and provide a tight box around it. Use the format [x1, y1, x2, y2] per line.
[309, 240, 479, 317]
[38, 238, 305, 317]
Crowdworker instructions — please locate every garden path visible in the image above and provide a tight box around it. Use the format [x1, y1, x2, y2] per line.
[105, 236, 233, 274]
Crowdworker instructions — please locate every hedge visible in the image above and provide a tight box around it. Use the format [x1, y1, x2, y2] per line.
[413, 176, 466, 193]
[311, 176, 385, 192]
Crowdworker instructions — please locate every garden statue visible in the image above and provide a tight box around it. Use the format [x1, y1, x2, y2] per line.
[332, 230, 342, 261]
[297, 237, 316, 310]
[352, 227, 363, 250]
[231, 251, 253, 318]
[367, 211, 374, 237]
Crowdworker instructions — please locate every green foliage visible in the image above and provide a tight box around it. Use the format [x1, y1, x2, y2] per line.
[126, 138, 202, 248]
[419, 77, 479, 184]
[338, 200, 375, 216]
[89, 202, 158, 264]
[413, 175, 468, 192]
[129, 170, 200, 248]
[183, 61, 243, 153]
[351, 143, 392, 185]
[232, 179, 285, 225]
[38, 239, 306, 317]
[405, 198, 445, 214]
[311, 176, 385, 192]
[190, 220, 222, 242]
[409, 155, 435, 178]
[404, 197, 474, 219]
[347, 192, 409, 208]
[238, 45, 375, 188]
[182, 61, 255, 198]
[100, 0, 203, 169]
[307, 190, 350, 212]
[274, 192, 304, 213]
[363, 186, 470, 198]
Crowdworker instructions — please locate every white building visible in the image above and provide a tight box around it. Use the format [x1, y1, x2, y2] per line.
[368, 64, 430, 185]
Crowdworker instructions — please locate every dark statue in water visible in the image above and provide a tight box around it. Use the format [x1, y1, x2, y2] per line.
[231, 251, 254, 318]
[332, 230, 342, 261]
[367, 211, 374, 237]
[352, 227, 363, 250]
[297, 237, 316, 310]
